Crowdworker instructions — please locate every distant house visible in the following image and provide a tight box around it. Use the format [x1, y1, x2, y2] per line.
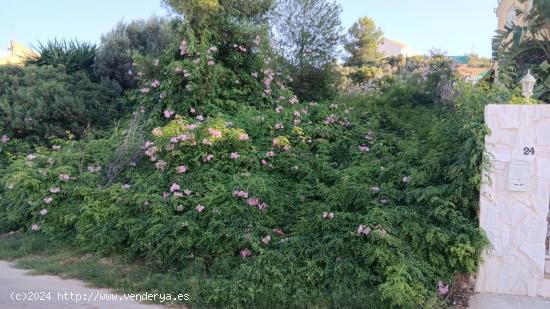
[496, 0, 533, 31]
[378, 38, 421, 58]
[0, 40, 37, 66]
[455, 65, 491, 84]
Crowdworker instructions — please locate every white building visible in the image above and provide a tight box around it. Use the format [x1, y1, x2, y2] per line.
[378, 38, 421, 58]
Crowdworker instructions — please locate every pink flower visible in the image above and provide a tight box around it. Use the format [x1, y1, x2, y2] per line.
[322, 212, 334, 219]
[176, 205, 184, 212]
[0, 135, 9, 143]
[293, 111, 301, 118]
[208, 128, 222, 138]
[275, 106, 284, 113]
[122, 184, 131, 189]
[359, 145, 370, 153]
[196, 204, 205, 212]
[164, 110, 174, 119]
[49, 187, 60, 193]
[140, 87, 150, 94]
[151, 80, 160, 88]
[261, 235, 271, 244]
[202, 139, 213, 146]
[170, 183, 181, 192]
[370, 186, 380, 194]
[230, 152, 240, 160]
[190, 107, 196, 114]
[266, 151, 275, 158]
[203, 154, 214, 162]
[274, 123, 284, 130]
[247, 198, 259, 206]
[31, 224, 41, 231]
[240, 248, 252, 258]
[184, 189, 192, 196]
[207, 60, 215, 66]
[59, 174, 70, 182]
[155, 160, 167, 171]
[357, 225, 371, 236]
[437, 281, 449, 295]
[176, 165, 188, 174]
[258, 202, 268, 210]
[142, 140, 155, 149]
[289, 96, 299, 104]
[233, 190, 249, 198]
[239, 133, 249, 141]
[272, 228, 286, 237]
[173, 192, 183, 198]
[87, 165, 101, 173]
[47, 158, 55, 165]
[175, 67, 183, 73]
[40, 209, 48, 216]
[43, 197, 53, 204]
[160, 92, 166, 99]
[261, 159, 267, 165]
[26, 154, 37, 161]
[251, 72, 258, 77]
[208, 46, 218, 53]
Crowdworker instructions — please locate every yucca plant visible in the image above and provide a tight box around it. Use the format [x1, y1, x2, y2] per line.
[492, 0, 550, 101]
[26, 39, 97, 74]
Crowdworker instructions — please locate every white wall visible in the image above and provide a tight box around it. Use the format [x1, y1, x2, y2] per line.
[476, 104, 550, 297]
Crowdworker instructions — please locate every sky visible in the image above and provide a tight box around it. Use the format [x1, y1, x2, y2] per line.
[0, 0, 498, 57]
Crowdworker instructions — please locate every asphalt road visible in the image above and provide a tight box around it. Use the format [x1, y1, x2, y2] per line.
[0, 260, 168, 309]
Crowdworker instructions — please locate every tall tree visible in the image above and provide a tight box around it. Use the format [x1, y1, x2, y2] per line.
[271, 0, 343, 100]
[344, 16, 383, 66]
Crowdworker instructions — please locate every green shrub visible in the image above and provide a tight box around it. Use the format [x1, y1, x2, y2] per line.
[0, 65, 125, 143]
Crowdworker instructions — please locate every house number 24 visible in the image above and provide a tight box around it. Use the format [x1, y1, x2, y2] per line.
[523, 147, 535, 156]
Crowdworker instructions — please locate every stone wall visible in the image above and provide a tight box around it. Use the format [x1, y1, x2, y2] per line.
[476, 104, 550, 297]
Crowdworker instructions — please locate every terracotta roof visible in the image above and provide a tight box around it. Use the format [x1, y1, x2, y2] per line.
[456, 64, 490, 78]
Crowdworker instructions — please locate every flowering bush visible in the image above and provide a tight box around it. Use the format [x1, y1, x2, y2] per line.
[0, 9, 492, 307]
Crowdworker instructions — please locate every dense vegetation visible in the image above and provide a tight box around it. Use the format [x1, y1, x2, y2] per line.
[0, 0, 523, 307]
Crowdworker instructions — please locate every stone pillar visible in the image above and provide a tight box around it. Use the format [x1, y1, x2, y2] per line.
[476, 104, 550, 297]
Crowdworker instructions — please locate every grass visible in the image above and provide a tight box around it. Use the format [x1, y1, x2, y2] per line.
[0, 232, 191, 308]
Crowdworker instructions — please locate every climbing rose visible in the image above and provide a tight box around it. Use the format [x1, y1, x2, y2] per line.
[359, 145, 370, 153]
[190, 107, 196, 114]
[31, 224, 41, 231]
[233, 190, 248, 198]
[196, 204, 205, 212]
[261, 235, 271, 245]
[230, 152, 240, 160]
[59, 174, 70, 182]
[208, 128, 222, 138]
[203, 154, 214, 162]
[151, 80, 160, 88]
[49, 187, 60, 193]
[163, 110, 174, 119]
[357, 225, 372, 236]
[40, 209, 48, 216]
[239, 133, 249, 141]
[240, 248, 252, 258]
[437, 282, 449, 295]
[176, 165, 188, 174]
[247, 198, 259, 206]
[0, 135, 9, 143]
[261, 159, 267, 165]
[207, 60, 215, 66]
[170, 183, 181, 192]
[43, 197, 53, 204]
[140, 87, 150, 94]
[275, 106, 284, 113]
[155, 160, 167, 171]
